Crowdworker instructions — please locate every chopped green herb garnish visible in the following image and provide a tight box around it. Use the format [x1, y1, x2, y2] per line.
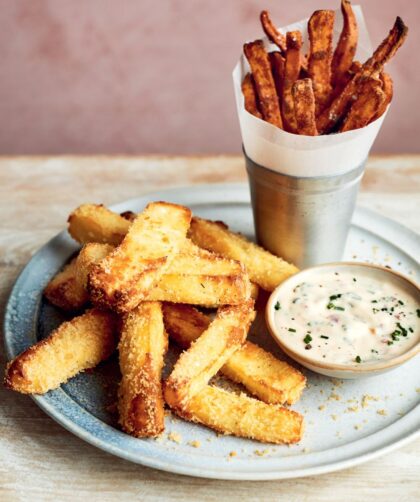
[320, 335, 329, 339]
[274, 301, 281, 311]
[334, 306, 345, 311]
[371, 300, 378, 303]
[371, 349, 379, 354]
[396, 323, 407, 337]
[409, 327, 414, 333]
[372, 308, 379, 314]
[387, 341, 394, 345]
[288, 328, 296, 333]
[355, 355, 361, 363]
[398, 300, 404, 305]
[329, 294, 342, 301]
[416, 308, 420, 318]
[353, 278, 357, 282]
[303, 334, 312, 344]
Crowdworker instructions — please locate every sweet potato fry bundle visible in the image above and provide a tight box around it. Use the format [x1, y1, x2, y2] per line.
[242, 2, 408, 135]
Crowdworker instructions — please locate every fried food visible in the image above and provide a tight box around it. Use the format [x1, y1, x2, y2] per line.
[163, 303, 306, 405]
[340, 77, 385, 132]
[269, 51, 285, 102]
[292, 78, 318, 136]
[188, 217, 299, 291]
[175, 385, 304, 444]
[331, 0, 358, 88]
[118, 302, 168, 437]
[68, 204, 131, 245]
[372, 72, 393, 121]
[75, 243, 115, 289]
[281, 31, 303, 133]
[308, 10, 335, 114]
[242, 73, 262, 119]
[260, 10, 286, 53]
[243, 40, 283, 128]
[44, 258, 88, 311]
[163, 301, 255, 409]
[88, 201, 191, 313]
[4, 309, 118, 394]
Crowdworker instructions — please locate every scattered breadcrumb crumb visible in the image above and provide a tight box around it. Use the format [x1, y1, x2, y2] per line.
[354, 424, 361, 430]
[254, 449, 269, 457]
[320, 389, 324, 395]
[328, 392, 341, 401]
[302, 448, 310, 453]
[318, 405, 326, 411]
[168, 432, 182, 443]
[188, 440, 201, 448]
[331, 414, 338, 421]
[361, 394, 379, 408]
[229, 451, 237, 458]
[347, 406, 359, 413]
[377, 409, 387, 416]
[416, 388, 420, 394]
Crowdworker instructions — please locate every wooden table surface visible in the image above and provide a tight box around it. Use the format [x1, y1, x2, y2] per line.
[1, 155, 419, 502]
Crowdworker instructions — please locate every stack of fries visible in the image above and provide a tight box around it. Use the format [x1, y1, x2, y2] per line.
[242, 1, 407, 135]
[5, 201, 306, 444]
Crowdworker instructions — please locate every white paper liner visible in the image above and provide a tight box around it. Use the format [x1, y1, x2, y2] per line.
[233, 5, 387, 177]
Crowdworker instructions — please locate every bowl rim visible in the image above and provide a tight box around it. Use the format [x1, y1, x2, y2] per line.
[265, 261, 420, 373]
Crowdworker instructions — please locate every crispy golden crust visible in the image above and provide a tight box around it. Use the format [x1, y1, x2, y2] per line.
[4, 309, 118, 394]
[88, 202, 192, 313]
[44, 258, 88, 311]
[68, 204, 131, 245]
[332, 0, 358, 88]
[308, 10, 335, 114]
[75, 243, 115, 289]
[163, 303, 306, 405]
[174, 385, 304, 444]
[242, 73, 262, 119]
[163, 301, 255, 409]
[120, 211, 137, 222]
[188, 217, 299, 292]
[372, 72, 393, 121]
[118, 302, 168, 438]
[292, 78, 318, 136]
[260, 10, 286, 53]
[281, 31, 303, 133]
[243, 40, 283, 128]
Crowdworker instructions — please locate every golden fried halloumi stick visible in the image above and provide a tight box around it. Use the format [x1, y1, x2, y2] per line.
[118, 302, 168, 437]
[4, 309, 118, 394]
[292, 78, 318, 136]
[189, 217, 299, 292]
[163, 303, 306, 405]
[372, 71, 393, 121]
[44, 258, 88, 311]
[242, 73, 262, 119]
[177, 385, 304, 444]
[163, 301, 255, 410]
[75, 243, 115, 289]
[260, 10, 286, 53]
[332, 0, 358, 88]
[88, 202, 191, 313]
[68, 204, 131, 245]
[243, 40, 283, 128]
[282, 31, 303, 133]
[308, 10, 335, 114]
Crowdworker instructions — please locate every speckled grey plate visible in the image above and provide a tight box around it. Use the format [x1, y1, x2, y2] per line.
[4, 183, 420, 480]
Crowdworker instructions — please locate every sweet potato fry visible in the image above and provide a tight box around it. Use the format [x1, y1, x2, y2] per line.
[163, 303, 306, 405]
[340, 77, 385, 132]
[175, 385, 304, 444]
[371, 72, 393, 121]
[188, 217, 299, 291]
[243, 40, 283, 128]
[269, 51, 284, 103]
[332, 0, 358, 88]
[308, 10, 335, 114]
[281, 31, 303, 133]
[292, 78, 318, 136]
[241, 73, 262, 119]
[118, 301, 168, 437]
[260, 10, 286, 53]
[163, 301, 255, 410]
[4, 309, 118, 394]
[88, 201, 191, 313]
[317, 17, 408, 133]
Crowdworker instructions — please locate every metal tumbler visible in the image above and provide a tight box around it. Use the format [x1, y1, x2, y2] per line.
[245, 151, 366, 268]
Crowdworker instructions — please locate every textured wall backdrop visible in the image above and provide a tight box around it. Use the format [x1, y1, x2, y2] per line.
[0, 0, 418, 154]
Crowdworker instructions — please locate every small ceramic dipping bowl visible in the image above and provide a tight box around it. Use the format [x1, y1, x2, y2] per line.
[266, 262, 420, 379]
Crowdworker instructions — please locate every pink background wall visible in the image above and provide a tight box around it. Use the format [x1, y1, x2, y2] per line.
[0, 0, 418, 154]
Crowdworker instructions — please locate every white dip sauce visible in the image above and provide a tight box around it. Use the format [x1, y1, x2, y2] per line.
[272, 269, 420, 365]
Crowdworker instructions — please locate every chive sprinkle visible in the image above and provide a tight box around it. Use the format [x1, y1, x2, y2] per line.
[303, 334, 312, 344]
[329, 294, 342, 301]
[398, 300, 404, 305]
[320, 335, 329, 339]
[355, 356, 361, 363]
[288, 328, 296, 333]
[274, 301, 281, 311]
[417, 309, 420, 318]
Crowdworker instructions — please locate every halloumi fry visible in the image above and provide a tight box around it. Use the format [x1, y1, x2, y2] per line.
[243, 40, 283, 128]
[4, 309, 118, 394]
[308, 10, 335, 114]
[282, 31, 303, 133]
[242, 73, 262, 119]
[269, 51, 285, 103]
[317, 17, 408, 133]
[292, 78, 318, 136]
[88, 202, 191, 313]
[75, 242, 115, 289]
[68, 204, 131, 245]
[260, 10, 286, 53]
[163, 301, 255, 409]
[44, 258, 88, 311]
[331, 0, 358, 88]
[163, 303, 306, 405]
[189, 217, 299, 291]
[176, 385, 304, 444]
[118, 302, 168, 437]
[371, 72, 393, 121]
[340, 77, 385, 132]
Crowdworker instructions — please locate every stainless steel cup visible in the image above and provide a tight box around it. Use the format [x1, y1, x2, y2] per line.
[245, 151, 366, 268]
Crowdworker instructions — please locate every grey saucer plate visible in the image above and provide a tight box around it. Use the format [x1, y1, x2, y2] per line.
[4, 183, 420, 480]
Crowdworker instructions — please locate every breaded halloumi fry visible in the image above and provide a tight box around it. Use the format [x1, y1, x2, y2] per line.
[88, 202, 192, 313]
[176, 385, 304, 444]
[163, 304, 305, 405]
[4, 309, 118, 394]
[118, 302, 168, 437]
[188, 217, 299, 292]
[163, 301, 255, 410]
[68, 204, 131, 245]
